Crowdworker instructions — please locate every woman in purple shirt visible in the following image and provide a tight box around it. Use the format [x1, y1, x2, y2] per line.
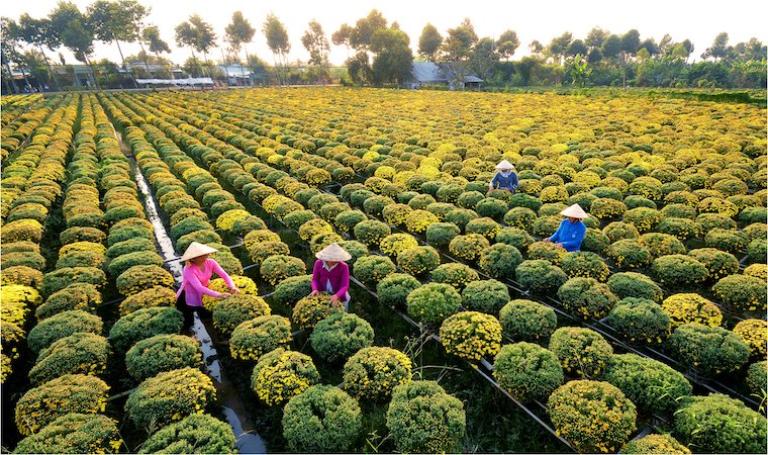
[310, 243, 351, 311]
[176, 242, 239, 328]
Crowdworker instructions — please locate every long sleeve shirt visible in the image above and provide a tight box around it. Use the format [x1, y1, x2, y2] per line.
[490, 172, 519, 190]
[548, 219, 587, 252]
[176, 258, 236, 308]
[310, 260, 350, 300]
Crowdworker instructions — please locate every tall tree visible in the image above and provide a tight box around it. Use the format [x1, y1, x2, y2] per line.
[302, 20, 330, 82]
[370, 27, 413, 85]
[349, 10, 387, 51]
[566, 39, 588, 57]
[17, 14, 61, 90]
[263, 14, 290, 85]
[1, 18, 23, 92]
[141, 25, 172, 77]
[225, 11, 255, 67]
[87, 0, 148, 85]
[702, 32, 730, 60]
[49, 1, 100, 89]
[547, 32, 573, 63]
[418, 23, 442, 61]
[189, 15, 216, 68]
[470, 37, 499, 80]
[601, 34, 622, 60]
[442, 18, 478, 88]
[620, 29, 640, 58]
[586, 27, 608, 49]
[332, 23, 354, 58]
[529, 40, 544, 55]
[175, 21, 199, 75]
[496, 30, 520, 60]
[639, 38, 659, 57]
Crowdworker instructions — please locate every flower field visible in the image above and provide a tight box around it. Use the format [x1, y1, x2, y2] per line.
[1, 87, 766, 453]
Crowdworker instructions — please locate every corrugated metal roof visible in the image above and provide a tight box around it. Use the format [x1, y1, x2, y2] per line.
[410, 61, 483, 84]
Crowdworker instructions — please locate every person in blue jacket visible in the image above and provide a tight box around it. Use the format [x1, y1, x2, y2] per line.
[487, 160, 519, 194]
[545, 203, 589, 252]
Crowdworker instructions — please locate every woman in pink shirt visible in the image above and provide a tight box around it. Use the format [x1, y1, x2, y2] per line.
[310, 243, 351, 311]
[176, 242, 239, 328]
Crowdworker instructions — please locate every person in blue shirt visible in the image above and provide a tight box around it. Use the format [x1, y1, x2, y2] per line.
[488, 160, 519, 194]
[545, 203, 589, 252]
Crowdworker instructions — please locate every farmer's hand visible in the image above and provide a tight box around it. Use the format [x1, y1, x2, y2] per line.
[329, 295, 342, 307]
[311, 290, 320, 296]
[230, 288, 240, 295]
[219, 292, 232, 298]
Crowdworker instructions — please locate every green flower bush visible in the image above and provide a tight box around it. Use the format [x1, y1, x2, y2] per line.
[29, 333, 110, 385]
[591, 197, 627, 220]
[623, 207, 662, 232]
[353, 255, 396, 287]
[495, 227, 534, 250]
[125, 334, 202, 382]
[259, 255, 307, 285]
[460, 279, 509, 313]
[397, 246, 441, 276]
[639, 232, 687, 257]
[386, 381, 465, 454]
[35, 283, 101, 320]
[292, 294, 343, 330]
[379, 233, 419, 257]
[229, 315, 292, 361]
[108, 307, 183, 353]
[606, 298, 671, 344]
[549, 327, 613, 378]
[515, 260, 567, 294]
[674, 394, 767, 454]
[528, 241, 567, 265]
[212, 295, 271, 334]
[746, 361, 766, 404]
[125, 367, 216, 432]
[42, 267, 107, 296]
[620, 434, 690, 454]
[547, 380, 636, 453]
[465, 217, 501, 239]
[251, 348, 320, 406]
[13, 413, 123, 454]
[430, 263, 479, 289]
[602, 353, 692, 414]
[475, 197, 509, 220]
[448, 234, 490, 262]
[712, 274, 767, 313]
[282, 385, 362, 452]
[687, 248, 739, 281]
[704, 228, 749, 254]
[661, 293, 722, 328]
[606, 239, 653, 270]
[560, 252, 610, 281]
[603, 221, 640, 242]
[343, 347, 412, 401]
[425, 222, 461, 247]
[477, 243, 522, 279]
[493, 342, 563, 402]
[499, 299, 557, 342]
[503, 207, 537, 229]
[27, 310, 103, 354]
[138, 414, 236, 454]
[606, 272, 663, 302]
[557, 277, 618, 320]
[310, 312, 374, 362]
[439, 311, 502, 361]
[115, 265, 174, 297]
[15, 374, 109, 436]
[406, 283, 462, 325]
[353, 220, 391, 245]
[272, 275, 312, 306]
[118, 286, 177, 316]
[668, 323, 749, 376]
[651, 255, 709, 289]
[747, 237, 767, 264]
[377, 273, 421, 309]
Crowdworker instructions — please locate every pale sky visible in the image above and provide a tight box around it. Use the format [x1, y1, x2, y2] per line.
[4, 0, 768, 65]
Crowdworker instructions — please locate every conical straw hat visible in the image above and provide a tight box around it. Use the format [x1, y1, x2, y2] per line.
[495, 160, 515, 170]
[180, 242, 219, 262]
[316, 243, 352, 262]
[560, 204, 589, 219]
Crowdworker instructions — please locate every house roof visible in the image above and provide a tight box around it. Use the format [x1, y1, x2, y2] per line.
[410, 61, 483, 84]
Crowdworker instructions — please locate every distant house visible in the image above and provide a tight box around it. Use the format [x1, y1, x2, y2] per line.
[408, 61, 483, 89]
